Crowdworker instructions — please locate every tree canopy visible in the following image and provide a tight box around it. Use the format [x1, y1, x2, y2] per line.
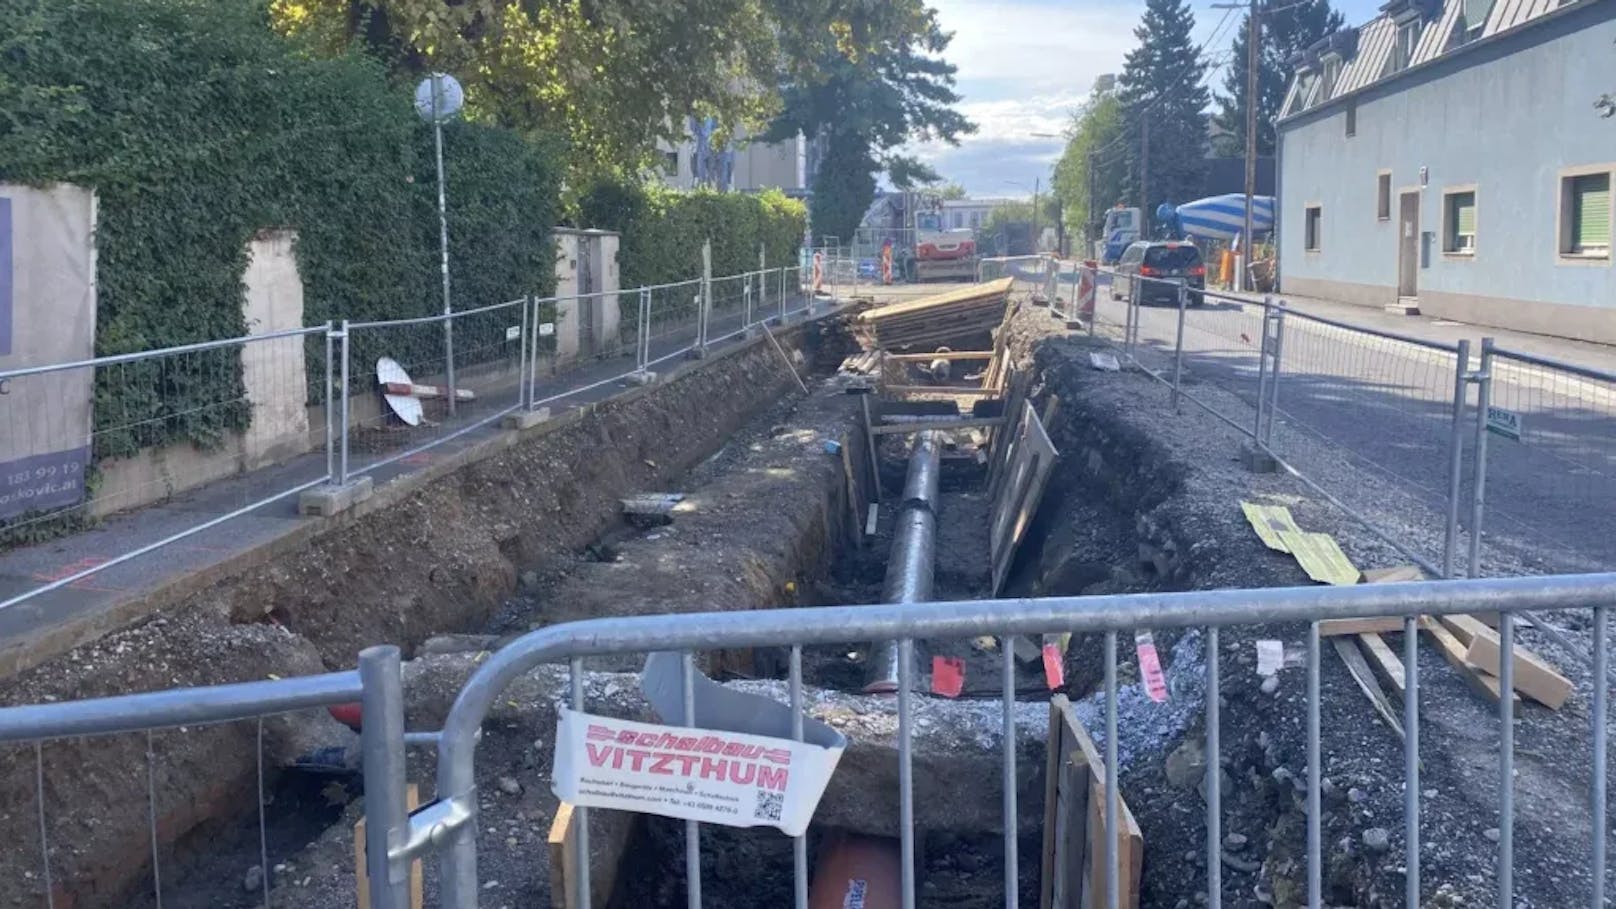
[764, 0, 973, 243]
[1050, 88, 1127, 245]
[1117, 0, 1210, 226]
[1212, 0, 1344, 157]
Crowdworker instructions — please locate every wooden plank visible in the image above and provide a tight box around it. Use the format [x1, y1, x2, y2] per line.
[871, 417, 1005, 435]
[888, 350, 996, 361]
[548, 802, 578, 909]
[1360, 565, 1426, 584]
[1331, 636, 1404, 739]
[1319, 616, 1406, 637]
[840, 442, 865, 548]
[1436, 613, 1486, 646]
[1072, 724, 1142, 908]
[884, 385, 1001, 396]
[1356, 632, 1407, 697]
[1421, 617, 1520, 705]
[1041, 700, 1063, 909]
[853, 278, 1012, 320]
[991, 402, 1058, 595]
[356, 784, 423, 909]
[1459, 620, 1573, 709]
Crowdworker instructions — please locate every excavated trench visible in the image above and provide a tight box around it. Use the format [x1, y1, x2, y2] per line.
[0, 302, 1436, 909]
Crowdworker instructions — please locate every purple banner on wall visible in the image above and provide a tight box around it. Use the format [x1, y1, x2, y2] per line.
[0, 196, 11, 356]
[0, 447, 91, 520]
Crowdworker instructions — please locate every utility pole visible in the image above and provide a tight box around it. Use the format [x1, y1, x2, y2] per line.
[1243, 0, 1260, 291]
[1032, 176, 1041, 252]
[1087, 151, 1098, 255]
[1140, 120, 1150, 236]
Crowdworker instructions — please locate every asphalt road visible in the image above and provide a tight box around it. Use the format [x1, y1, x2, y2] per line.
[1089, 273, 1616, 576]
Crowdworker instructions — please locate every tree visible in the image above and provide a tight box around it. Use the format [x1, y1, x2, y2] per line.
[938, 182, 969, 200]
[271, 0, 779, 183]
[1117, 0, 1209, 227]
[1051, 88, 1127, 245]
[1211, 0, 1344, 157]
[765, 1, 974, 244]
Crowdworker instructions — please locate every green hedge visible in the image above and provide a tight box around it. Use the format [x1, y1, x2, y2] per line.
[0, 0, 560, 461]
[575, 180, 807, 288]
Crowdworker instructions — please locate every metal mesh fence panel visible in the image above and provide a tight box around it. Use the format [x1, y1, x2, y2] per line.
[1479, 349, 1616, 574]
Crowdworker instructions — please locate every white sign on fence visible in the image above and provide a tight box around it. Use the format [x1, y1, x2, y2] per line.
[0, 184, 98, 521]
[505, 325, 521, 341]
[1486, 405, 1523, 441]
[539, 322, 556, 337]
[552, 708, 843, 836]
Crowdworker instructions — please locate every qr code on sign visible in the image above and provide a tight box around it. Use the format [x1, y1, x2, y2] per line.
[754, 788, 784, 822]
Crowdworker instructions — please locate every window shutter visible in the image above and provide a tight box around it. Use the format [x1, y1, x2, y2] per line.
[1576, 175, 1611, 249]
[1456, 196, 1476, 236]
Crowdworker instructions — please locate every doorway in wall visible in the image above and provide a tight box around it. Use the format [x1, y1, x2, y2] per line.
[1397, 191, 1420, 299]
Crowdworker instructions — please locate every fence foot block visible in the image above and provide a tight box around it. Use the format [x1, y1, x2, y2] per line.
[626, 371, 658, 387]
[1239, 444, 1279, 474]
[298, 477, 374, 517]
[502, 407, 551, 430]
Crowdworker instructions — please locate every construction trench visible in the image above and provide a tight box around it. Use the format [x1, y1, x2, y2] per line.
[0, 293, 1610, 908]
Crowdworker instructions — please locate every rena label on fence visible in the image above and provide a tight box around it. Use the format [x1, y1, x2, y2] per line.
[552, 709, 844, 837]
[1486, 405, 1523, 441]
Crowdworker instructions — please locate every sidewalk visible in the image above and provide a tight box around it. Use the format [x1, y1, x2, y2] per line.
[0, 296, 833, 678]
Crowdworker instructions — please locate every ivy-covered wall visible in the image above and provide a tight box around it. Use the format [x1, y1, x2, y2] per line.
[575, 180, 807, 288]
[0, 0, 561, 460]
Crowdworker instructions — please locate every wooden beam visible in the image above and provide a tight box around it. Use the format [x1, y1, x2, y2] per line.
[356, 784, 423, 909]
[1459, 620, 1573, 709]
[548, 802, 578, 909]
[1331, 636, 1404, 739]
[871, 417, 1005, 435]
[1436, 613, 1487, 647]
[1360, 565, 1426, 584]
[1318, 616, 1405, 637]
[883, 385, 1001, 396]
[1356, 632, 1407, 697]
[888, 350, 996, 361]
[1421, 617, 1520, 705]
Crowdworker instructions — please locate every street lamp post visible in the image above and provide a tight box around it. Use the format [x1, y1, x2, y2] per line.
[415, 73, 464, 414]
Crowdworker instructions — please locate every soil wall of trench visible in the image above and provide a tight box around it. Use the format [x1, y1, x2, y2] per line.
[0, 315, 867, 909]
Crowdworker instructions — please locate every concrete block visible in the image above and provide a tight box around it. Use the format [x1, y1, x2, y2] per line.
[626, 371, 657, 386]
[297, 476, 373, 516]
[501, 407, 551, 430]
[1239, 443, 1279, 474]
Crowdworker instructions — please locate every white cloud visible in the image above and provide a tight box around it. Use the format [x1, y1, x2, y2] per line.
[906, 0, 1140, 194]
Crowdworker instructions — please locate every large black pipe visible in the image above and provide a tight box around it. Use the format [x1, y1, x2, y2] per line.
[863, 430, 941, 693]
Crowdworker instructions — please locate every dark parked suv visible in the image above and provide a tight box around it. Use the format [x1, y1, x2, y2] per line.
[1110, 241, 1206, 305]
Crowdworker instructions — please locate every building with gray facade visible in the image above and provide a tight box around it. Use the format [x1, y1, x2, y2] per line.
[1276, 0, 1615, 342]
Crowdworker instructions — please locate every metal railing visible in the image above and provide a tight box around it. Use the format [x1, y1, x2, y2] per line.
[0, 260, 824, 614]
[1083, 264, 1616, 585]
[351, 572, 1616, 908]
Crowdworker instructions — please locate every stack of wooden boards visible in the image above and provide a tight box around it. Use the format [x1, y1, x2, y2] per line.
[1240, 500, 1574, 724]
[1042, 695, 1143, 909]
[853, 277, 1014, 350]
[1325, 610, 1573, 717]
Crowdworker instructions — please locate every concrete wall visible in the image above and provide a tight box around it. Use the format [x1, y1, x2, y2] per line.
[1277, 3, 1616, 342]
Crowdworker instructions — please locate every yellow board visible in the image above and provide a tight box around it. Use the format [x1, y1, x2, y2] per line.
[1240, 502, 1302, 553]
[1277, 530, 1360, 586]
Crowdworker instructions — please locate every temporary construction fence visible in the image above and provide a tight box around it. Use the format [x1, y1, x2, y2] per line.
[978, 254, 1058, 303]
[1084, 265, 1616, 581]
[0, 260, 816, 614]
[0, 572, 1613, 908]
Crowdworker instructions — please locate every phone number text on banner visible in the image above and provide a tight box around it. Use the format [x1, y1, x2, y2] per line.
[552, 708, 843, 837]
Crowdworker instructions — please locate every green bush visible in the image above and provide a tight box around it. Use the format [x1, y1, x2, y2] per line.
[576, 180, 807, 288]
[0, 0, 560, 462]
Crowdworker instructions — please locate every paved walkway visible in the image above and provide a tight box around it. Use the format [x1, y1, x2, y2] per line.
[0, 296, 833, 676]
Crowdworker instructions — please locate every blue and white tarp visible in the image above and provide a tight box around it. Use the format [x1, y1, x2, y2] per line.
[1176, 194, 1275, 242]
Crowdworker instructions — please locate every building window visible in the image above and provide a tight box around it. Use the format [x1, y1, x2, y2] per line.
[1391, 19, 1421, 73]
[1377, 172, 1392, 220]
[1305, 205, 1323, 251]
[662, 150, 680, 177]
[1443, 189, 1477, 254]
[1560, 170, 1612, 259]
[1321, 57, 1342, 99]
[1345, 100, 1357, 137]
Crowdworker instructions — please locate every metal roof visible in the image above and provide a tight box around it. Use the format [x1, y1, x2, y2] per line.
[1282, 0, 1586, 117]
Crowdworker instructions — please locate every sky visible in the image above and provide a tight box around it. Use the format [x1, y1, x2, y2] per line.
[911, 0, 1384, 198]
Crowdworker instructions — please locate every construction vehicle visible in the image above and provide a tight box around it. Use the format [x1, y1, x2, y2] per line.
[858, 191, 980, 282]
[1095, 205, 1142, 265]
